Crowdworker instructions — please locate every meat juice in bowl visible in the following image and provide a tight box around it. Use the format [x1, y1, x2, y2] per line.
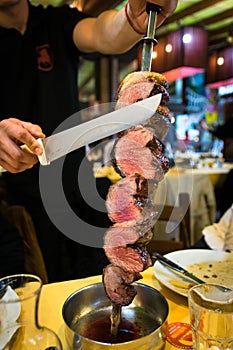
[62, 283, 169, 350]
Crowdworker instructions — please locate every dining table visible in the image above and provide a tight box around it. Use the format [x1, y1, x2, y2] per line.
[153, 168, 217, 245]
[39, 266, 192, 350]
[183, 163, 233, 188]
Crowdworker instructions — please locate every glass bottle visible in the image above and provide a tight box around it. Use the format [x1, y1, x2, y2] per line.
[0, 274, 62, 350]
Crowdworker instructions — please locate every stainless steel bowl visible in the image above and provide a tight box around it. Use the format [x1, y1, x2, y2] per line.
[62, 282, 169, 350]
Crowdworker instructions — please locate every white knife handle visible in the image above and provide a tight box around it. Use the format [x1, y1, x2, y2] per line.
[0, 166, 6, 174]
[37, 138, 50, 166]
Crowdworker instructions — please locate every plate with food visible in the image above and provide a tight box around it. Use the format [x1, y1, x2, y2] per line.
[154, 249, 233, 297]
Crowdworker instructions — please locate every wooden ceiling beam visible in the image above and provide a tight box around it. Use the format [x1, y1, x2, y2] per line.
[194, 9, 233, 27]
[162, 0, 221, 25]
[208, 23, 233, 39]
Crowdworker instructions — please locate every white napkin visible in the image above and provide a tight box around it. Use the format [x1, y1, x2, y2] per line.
[0, 286, 21, 349]
[202, 205, 233, 252]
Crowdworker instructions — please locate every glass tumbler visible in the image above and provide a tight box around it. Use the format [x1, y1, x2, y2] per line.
[188, 283, 233, 350]
[0, 274, 62, 350]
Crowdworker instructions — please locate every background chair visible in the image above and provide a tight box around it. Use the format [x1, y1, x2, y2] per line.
[0, 204, 48, 283]
[147, 193, 191, 255]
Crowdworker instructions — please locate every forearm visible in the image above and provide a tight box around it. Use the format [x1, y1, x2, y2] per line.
[74, 7, 143, 55]
[95, 7, 145, 54]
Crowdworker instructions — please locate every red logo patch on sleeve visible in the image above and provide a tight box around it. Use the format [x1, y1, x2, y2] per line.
[36, 44, 54, 71]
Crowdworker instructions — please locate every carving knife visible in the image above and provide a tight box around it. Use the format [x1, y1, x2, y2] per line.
[153, 252, 205, 285]
[37, 93, 161, 165]
[141, 3, 162, 71]
[0, 93, 161, 171]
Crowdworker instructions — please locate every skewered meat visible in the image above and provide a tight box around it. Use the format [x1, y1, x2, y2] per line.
[106, 174, 151, 223]
[118, 125, 162, 147]
[104, 224, 153, 247]
[103, 70, 171, 309]
[112, 125, 169, 181]
[116, 71, 169, 108]
[143, 105, 171, 141]
[115, 71, 171, 140]
[104, 244, 152, 273]
[117, 71, 168, 91]
[103, 264, 141, 306]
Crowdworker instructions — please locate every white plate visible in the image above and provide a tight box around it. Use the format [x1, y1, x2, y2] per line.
[154, 249, 233, 297]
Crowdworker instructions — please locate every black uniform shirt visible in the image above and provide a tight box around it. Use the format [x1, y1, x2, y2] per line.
[0, 3, 87, 201]
[0, 2, 87, 132]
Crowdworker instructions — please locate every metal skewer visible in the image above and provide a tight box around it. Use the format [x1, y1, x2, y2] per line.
[141, 3, 162, 71]
[110, 303, 121, 337]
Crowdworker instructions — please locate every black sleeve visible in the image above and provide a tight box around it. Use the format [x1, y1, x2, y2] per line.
[64, 5, 88, 54]
[0, 213, 25, 277]
[47, 4, 89, 54]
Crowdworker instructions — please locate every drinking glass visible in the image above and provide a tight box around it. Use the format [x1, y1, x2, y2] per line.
[188, 284, 233, 350]
[0, 274, 62, 349]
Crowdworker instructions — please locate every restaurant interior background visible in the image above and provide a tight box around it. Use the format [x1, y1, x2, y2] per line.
[70, 0, 233, 158]
[29, 0, 233, 156]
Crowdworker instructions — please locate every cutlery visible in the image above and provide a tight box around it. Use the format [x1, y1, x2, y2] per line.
[0, 93, 161, 171]
[153, 252, 205, 285]
[38, 93, 161, 165]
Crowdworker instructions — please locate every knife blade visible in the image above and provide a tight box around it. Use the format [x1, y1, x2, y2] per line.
[153, 252, 205, 285]
[38, 93, 161, 165]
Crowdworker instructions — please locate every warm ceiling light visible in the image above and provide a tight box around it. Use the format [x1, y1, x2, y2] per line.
[217, 56, 224, 66]
[165, 44, 173, 53]
[152, 51, 157, 59]
[227, 28, 233, 44]
[227, 35, 233, 44]
[150, 26, 208, 82]
[182, 33, 192, 44]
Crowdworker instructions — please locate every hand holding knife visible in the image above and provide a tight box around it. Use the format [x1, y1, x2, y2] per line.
[0, 94, 161, 172]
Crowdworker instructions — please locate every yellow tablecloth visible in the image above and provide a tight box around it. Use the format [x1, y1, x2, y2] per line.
[39, 267, 190, 349]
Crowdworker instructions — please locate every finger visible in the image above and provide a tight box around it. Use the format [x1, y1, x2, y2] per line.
[0, 153, 36, 174]
[3, 119, 45, 156]
[0, 137, 38, 172]
[0, 143, 38, 166]
[22, 138, 44, 156]
[0, 160, 34, 174]
[21, 120, 46, 138]
[7, 118, 45, 137]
